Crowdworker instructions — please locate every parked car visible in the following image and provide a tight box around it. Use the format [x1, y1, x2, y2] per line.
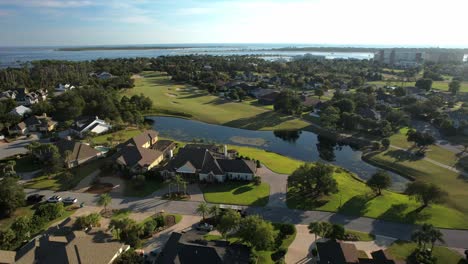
[196, 223, 213, 232]
[63, 197, 78, 204]
[46, 195, 63, 203]
[26, 194, 44, 204]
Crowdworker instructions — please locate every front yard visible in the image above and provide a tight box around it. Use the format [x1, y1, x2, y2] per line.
[386, 241, 464, 263]
[201, 182, 270, 207]
[24, 158, 106, 191]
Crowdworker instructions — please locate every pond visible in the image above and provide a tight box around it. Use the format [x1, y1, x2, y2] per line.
[148, 116, 410, 191]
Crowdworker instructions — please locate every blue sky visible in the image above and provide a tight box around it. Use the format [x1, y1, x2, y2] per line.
[0, 0, 467, 47]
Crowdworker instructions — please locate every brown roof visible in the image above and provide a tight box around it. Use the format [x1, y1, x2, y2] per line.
[54, 140, 100, 163]
[116, 144, 163, 168]
[316, 240, 359, 264]
[129, 129, 159, 147]
[24, 114, 56, 128]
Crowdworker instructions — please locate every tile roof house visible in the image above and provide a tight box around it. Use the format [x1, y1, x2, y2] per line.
[156, 232, 250, 264]
[24, 114, 57, 133]
[0, 231, 129, 264]
[55, 83, 75, 91]
[114, 130, 175, 173]
[55, 139, 101, 168]
[71, 116, 112, 137]
[162, 146, 257, 183]
[0, 90, 17, 101]
[14, 88, 47, 106]
[9, 105, 32, 117]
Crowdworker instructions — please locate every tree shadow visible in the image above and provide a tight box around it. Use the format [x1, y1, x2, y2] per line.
[286, 187, 329, 210]
[383, 149, 423, 162]
[338, 194, 375, 218]
[233, 185, 253, 195]
[223, 111, 300, 130]
[378, 204, 409, 222]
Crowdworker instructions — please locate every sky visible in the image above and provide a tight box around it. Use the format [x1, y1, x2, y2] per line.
[0, 0, 467, 47]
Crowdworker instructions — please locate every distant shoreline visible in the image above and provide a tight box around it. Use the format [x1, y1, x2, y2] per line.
[56, 45, 468, 52]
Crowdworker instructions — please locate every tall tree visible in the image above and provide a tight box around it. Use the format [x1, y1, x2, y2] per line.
[405, 181, 447, 208]
[238, 215, 276, 250]
[216, 209, 241, 240]
[448, 80, 461, 95]
[366, 171, 392, 195]
[0, 177, 25, 217]
[288, 162, 338, 198]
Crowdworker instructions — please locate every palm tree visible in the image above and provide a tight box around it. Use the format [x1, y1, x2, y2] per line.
[196, 202, 209, 220]
[98, 193, 112, 213]
[209, 205, 221, 219]
[411, 224, 443, 251]
[174, 175, 184, 193]
[308, 222, 323, 243]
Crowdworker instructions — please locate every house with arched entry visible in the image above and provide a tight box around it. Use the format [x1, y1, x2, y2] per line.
[160, 145, 257, 183]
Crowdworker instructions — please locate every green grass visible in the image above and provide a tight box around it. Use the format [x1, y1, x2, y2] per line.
[124, 71, 310, 131]
[91, 129, 142, 145]
[231, 145, 303, 174]
[387, 241, 464, 263]
[201, 182, 270, 206]
[24, 158, 106, 191]
[367, 80, 468, 93]
[365, 150, 468, 215]
[123, 179, 166, 197]
[0, 206, 34, 231]
[388, 128, 466, 169]
[345, 230, 375, 241]
[287, 168, 468, 229]
[111, 209, 132, 220]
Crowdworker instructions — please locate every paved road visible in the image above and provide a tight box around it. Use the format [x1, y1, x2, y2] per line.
[24, 188, 468, 249]
[0, 134, 40, 159]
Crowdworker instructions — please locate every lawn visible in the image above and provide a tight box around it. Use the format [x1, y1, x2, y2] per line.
[365, 150, 468, 215]
[91, 129, 142, 145]
[231, 145, 303, 174]
[345, 230, 375, 241]
[123, 179, 166, 197]
[388, 127, 466, 169]
[124, 71, 310, 131]
[24, 158, 106, 191]
[201, 182, 270, 206]
[386, 241, 464, 263]
[287, 168, 468, 229]
[367, 80, 468, 93]
[0, 206, 34, 231]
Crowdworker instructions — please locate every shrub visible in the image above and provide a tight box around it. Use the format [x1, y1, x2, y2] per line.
[142, 219, 157, 237]
[35, 202, 64, 221]
[279, 223, 295, 236]
[371, 141, 381, 150]
[271, 248, 287, 261]
[155, 215, 165, 228]
[74, 213, 101, 230]
[381, 138, 390, 149]
[408, 248, 437, 264]
[253, 176, 261, 186]
[30, 215, 47, 234]
[256, 160, 261, 168]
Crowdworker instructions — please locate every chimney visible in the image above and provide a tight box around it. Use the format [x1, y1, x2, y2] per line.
[169, 149, 173, 158]
[224, 145, 228, 158]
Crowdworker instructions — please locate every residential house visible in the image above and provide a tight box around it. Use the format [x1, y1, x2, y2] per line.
[250, 88, 277, 99]
[300, 95, 321, 109]
[114, 130, 175, 173]
[156, 232, 251, 264]
[24, 114, 57, 133]
[71, 116, 112, 137]
[9, 105, 32, 117]
[0, 90, 17, 101]
[162, 146, 257, 183]
[14, 88, 48, 106]
[55, 139, 101, 168]
[316, 240, 404, 264]
[9, 122, 28, 135]
[55, 83, 75, 91]
[0, 231, 129, 264]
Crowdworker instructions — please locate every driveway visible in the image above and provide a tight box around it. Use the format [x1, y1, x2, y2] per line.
[286, 225, 316, 264]
[257, 165, 288, 208]
[0, 134, 40, 159]
[142, 215, 201, 252]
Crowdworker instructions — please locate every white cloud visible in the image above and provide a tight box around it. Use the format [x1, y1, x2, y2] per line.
[0, 0, 95, 8]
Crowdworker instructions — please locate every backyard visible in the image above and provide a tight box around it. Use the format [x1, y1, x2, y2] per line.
[123, 71, 310, 131]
